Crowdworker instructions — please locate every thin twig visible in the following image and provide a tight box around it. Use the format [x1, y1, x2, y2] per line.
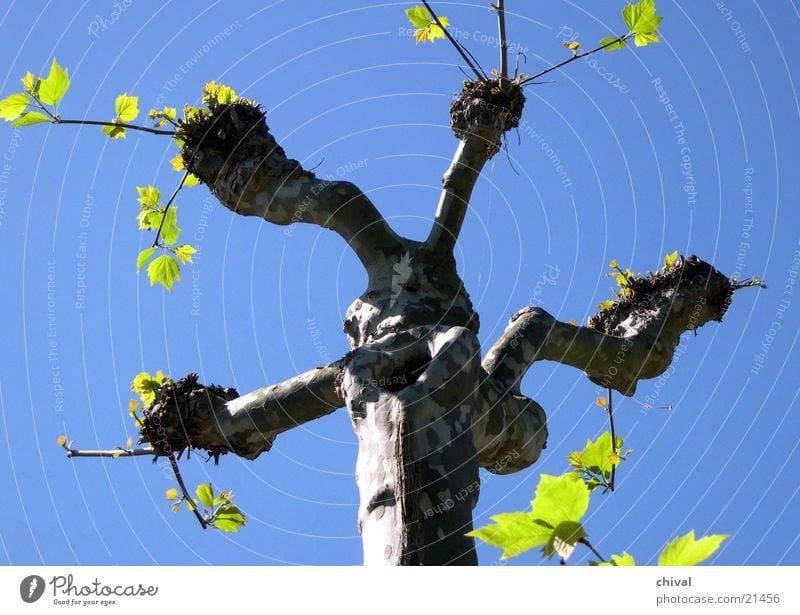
[519, 33, 631, 85]
[66, 447, 155, 458]
[54, 118, 175, 136]
[496, 1, 508, 78]
[152, 171, 190, 248]
[421, 0, 486, 80]
[580, 538, 607, 563]
[607, 387, 617, 492]
[168, 453, 208, 529]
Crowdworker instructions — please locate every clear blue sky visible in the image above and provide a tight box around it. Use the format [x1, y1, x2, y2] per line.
[0, 0, 798, 566]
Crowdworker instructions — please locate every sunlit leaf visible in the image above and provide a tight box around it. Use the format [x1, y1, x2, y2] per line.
[658, 531, 729, 566]
[530, 473, 590, 526]
[11, 111, 50, 127]
[57, 435, 67, 447]
[212, 505, 246, 532]
[102, 124, 125, 139]
[37, 58, 69, 105]
[174, 244, 196, 264]
[136, 247, 156, 271]
[0, 93, 29, 121]
[598, 551, 636, 566]
[147, 254, 180, 291]
[130, 371, 162, 406]
[159, 207, 180, 245]
[195, 483, 214, 508]
[114, 93, 139, 122]
[468, 512, 553, 560]
[136, 185, 160, 208]
[600, 36, 627, 51]
[664, 250, 679, 269]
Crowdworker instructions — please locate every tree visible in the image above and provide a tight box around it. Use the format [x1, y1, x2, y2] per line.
[0, 2, 762, 565]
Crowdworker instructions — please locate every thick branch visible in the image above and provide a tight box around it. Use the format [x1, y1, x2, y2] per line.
[483, 256, 734, 396]
[140, 362, 344, 460]
[426, 80, 524, 254]
[179, 102, 401, 269]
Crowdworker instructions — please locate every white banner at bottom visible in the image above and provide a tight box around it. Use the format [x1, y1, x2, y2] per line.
[1, 566, 797, 614]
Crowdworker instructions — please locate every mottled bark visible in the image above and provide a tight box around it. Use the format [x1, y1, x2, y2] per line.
[140, 364, 342, 460]
[483, 256, 733, 396]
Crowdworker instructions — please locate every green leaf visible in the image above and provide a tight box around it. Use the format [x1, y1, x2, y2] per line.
[183, 173, 200, 188]
[136, 185, 160, 208]
[530, 473, 590, 526]
[581, 432, 622, 477]
[136, 247, 156, 271]
[0, 93, 30, 121]
[542, 520, 585, 561]
[147, 254, 180, 291]
[212, 505, 246, 532]
[622, 0, 662, 35]
[165, 488, 179, 501]
[102, 124, 125, 139]
[468, 512, 553, 560]
[610, 552, 636, 566]
[22, 71, 38, 95]
[600, 36, 627, 51]
[195, 483, 214, 508]
[130, 371, 162, 406]
[114, 93, 139, 122]
[597, 299, 616, 311]
[658, 531, 729, 566]
[169, 153, 184, 172]
[405, 6, 431, 28]
[11, 111, 51, 127]
[664, 250, 679, 269]
[137, 209, 161, 231]
[159, 206, 180, 245]
[634, 31, 660, 47]
[37, 58, 69, 106]
[174, 244, 196, 264]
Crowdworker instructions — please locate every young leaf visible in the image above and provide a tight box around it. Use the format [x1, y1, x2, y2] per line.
[195, 483, 214, 508]
[600, 36, 627, 51]
[598, 551, 636, 566]
[563, 41, 581, 55]
[130, 371, 163, 406]
[37, 58, 69, 106]
[658, 531, 729, 566]
[597, 300, 615, 311]
[405, 6, 431, 28]
[57, 435, 67, 447]
[114, 93, 139, 122]
[21, 71, 38, 95]
[136, 247, 157, 271]
[11, 111, 50, 127]
[102, 124, 126, 139]
[212, 505, 246, 532]
[623, 0, 658, 31]
[165, 488, 179, 501]
[136, 185, 161, 208]
[137, 209, 161, 231]
[201, 81, 237, 105]
[159, 207, 180, 245]
[147, 254, 180, 291]
[0, 93, 29, 121]
[467, 512, 553, 560]
[634, 31, 660, 47]
[580, 432, 622, 476]
[530, 473, 590, 526]
[174, 244, 196, 264]
[664, 250, 679, 269]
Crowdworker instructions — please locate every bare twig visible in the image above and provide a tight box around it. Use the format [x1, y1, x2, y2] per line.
[421, 0, 487, 80]
[606, 387, 617, 492]
[66, 446, 155, 458]
[580, 538, 607, 563]
[495, 1, 508, 78]
[55, 118, 175, 136]
[519, 33, 632, 86]
[168, 453, 208, 529]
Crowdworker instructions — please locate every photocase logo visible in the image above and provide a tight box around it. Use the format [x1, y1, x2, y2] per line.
[390, 252, 413, 308]
[20, 575, 46, 603]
